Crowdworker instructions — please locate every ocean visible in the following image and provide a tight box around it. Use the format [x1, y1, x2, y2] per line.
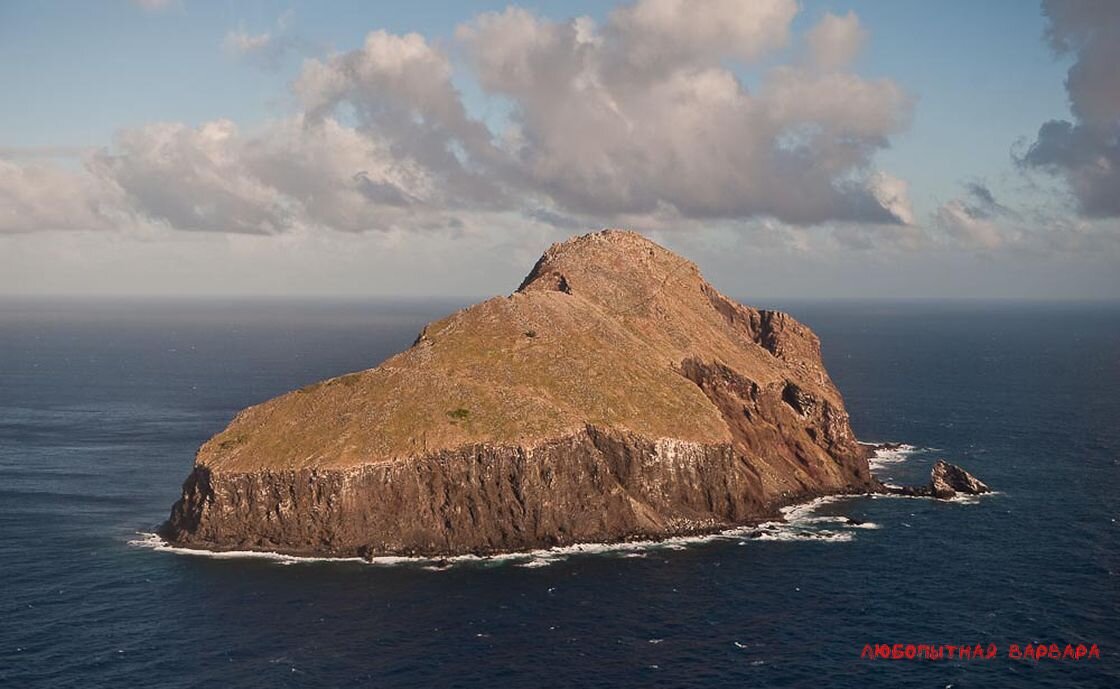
[1, 298, 1116, 688]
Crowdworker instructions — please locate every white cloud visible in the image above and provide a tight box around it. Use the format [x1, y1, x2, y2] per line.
[224, 30, 273, 56]
[805, 11, 867, 71]
[0, 159, 124, 233]
[82, 116, 486, 235]
[223, 11, 299, 69]
[1019, 0, 1120, 217]
[4, 0, 915, 237]
[293, 30, 503, 206]
[89, 120, 294, 234]
[608, 0, 798, 71]
[870, 173, 916, 226]
[935, 199, 1009, 250]
[931, 181, 1120, 255]
[458, 2, 913, 225]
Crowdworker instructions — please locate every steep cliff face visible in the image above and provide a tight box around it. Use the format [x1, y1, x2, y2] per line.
[161, 230, 875, 557]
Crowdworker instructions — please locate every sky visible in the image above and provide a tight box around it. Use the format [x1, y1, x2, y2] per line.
[0, 0, 1117, 300]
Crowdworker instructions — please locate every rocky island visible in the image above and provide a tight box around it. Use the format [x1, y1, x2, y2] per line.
[160, 229, 985, 558]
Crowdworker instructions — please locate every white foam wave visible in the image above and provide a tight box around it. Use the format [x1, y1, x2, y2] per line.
[779, 495, 847, 522]
[514, 559, 555, 568]
[870, 490, 1001, 504]
[847, 521, 881, 529]
[797, 515, 881, 529]
[129, 492, 877, 569]
[127, 532, 397, 565]
[866, 443, 920, 471]
[948, 490, 1002, 504]
[748, 529, 853, 543]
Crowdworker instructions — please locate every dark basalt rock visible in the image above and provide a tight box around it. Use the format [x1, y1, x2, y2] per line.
[930, 459, 991, 499]
[881, 460, 990, 500]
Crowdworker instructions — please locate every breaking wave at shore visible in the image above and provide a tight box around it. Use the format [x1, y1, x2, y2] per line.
[864, 442, 1002, 506]
[129, 442, 991, 569]
[864, 442, 920, 471]
[128, 494, 875, 569]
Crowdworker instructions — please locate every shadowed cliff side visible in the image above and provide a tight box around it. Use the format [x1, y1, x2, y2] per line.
[161, 229, 877, 557]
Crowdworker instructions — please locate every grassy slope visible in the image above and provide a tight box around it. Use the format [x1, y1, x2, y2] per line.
[198, 231, 841, 472]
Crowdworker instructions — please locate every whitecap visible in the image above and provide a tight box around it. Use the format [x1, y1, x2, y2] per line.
[750, 530, 853, 543]
[845, 521, 881, 529]
[779, 495, 848, 522]
[129, 491, 872, 569]
[866, 442, 920, 471]
[797, 515, 880, 529]
[128, 532, 393, 565]
[947, 490, 1002, 504]
[514, 558, 558, 568]
[870, 490, 1002, 504]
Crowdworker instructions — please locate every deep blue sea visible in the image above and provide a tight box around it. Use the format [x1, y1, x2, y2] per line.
[1, 298, 1117, 688]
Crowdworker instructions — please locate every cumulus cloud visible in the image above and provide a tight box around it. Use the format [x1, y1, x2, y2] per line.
[458, 3, 913, 225]
[86, 116, 478, 234]
[805, 11, 867, 71]
[1019, 0, 1120, 217]
[929, 181, 1120, 255]
[2, 0, 915, 235]
[248, 116, 465, 232]
[870, 173, 916, 226]
[293, 30, 504, 206]
[89, 120, 294, 235]
[936, 204, 1009, 251]
[606, 0, 798, 73]
[0, 159, 124, 234]
[934, 181, 1024, 250]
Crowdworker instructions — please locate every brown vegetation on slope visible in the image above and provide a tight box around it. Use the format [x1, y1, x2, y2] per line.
[162, 230, 875, 556]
